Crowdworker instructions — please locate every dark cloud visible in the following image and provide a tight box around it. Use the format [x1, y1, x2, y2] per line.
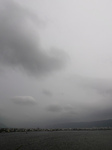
[0, 0, 67, 76]
[42, 89, 53, 97]
[47, 104, 62, 112]
[11, 96, 37, 105]
[75, 77, 112, 118]
[47, 104, 75, 113]
[63, 104, 76, 114]
[84, 107, 112, 121]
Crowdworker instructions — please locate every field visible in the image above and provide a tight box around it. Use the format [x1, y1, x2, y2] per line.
[0, 130, 112, 150]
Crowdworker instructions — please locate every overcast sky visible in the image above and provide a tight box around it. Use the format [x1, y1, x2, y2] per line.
[0, 0, 112, 128]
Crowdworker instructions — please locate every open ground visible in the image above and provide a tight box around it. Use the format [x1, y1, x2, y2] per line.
[0, 130, 112, 150]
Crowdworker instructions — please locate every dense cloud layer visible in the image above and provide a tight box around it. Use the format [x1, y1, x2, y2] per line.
[11, 96, 37, 105]
[72, 75, 112, 96]
[0, 0, 67, 76]
[0, 0, 112, 128]
[42, 89, 53, 97]
[81, 77, 112, 98]
[47, 104, 63, 112]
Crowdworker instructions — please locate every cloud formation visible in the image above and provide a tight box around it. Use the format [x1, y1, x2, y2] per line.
[0, 0, 67, 76]
[71, 75, 112, 97]
[11, 96, 37, 105]
[83, 77, 112, 97]
[47, 104, 75, 113]
[47, 104, 62, 112]
[42, 89, 53, 97]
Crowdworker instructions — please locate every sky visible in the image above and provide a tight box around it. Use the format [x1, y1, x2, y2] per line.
[0, 0, 112, 128]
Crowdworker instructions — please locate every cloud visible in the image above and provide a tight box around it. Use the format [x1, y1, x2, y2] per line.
[63, 104, 75, 113]
[70, 75, 112, 97]
[42, 89, 53, 97]
[83, 106, 112, 121]
[11, 96, 37, 105]
[83, 77, 112, 97]
[47, 104, 62, 112]
[47, 104, 75, 113]
[0, 0, 67, 76]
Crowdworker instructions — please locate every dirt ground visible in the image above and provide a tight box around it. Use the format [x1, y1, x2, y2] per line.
[0, 130, 112, 150]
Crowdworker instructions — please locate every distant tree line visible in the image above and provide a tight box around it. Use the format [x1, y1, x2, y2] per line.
[0, 127, 112, 133]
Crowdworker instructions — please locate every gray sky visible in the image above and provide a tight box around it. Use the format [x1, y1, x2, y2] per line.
[0, 0, 112, 128]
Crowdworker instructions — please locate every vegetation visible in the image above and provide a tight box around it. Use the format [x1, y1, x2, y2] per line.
[0, 127, 112, 133]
